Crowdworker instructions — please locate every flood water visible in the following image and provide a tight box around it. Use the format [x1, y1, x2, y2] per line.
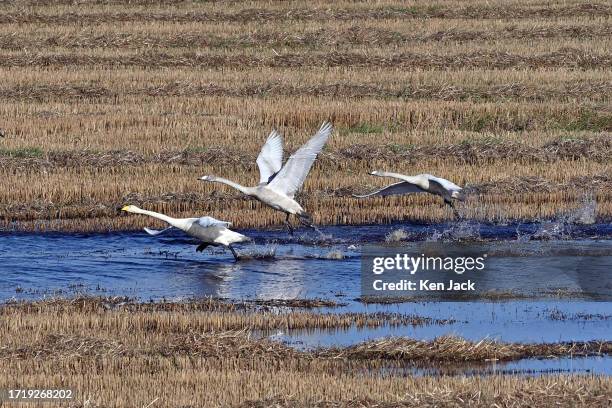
[1, 220, 611, 376]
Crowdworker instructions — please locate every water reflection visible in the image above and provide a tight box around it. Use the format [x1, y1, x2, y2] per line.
[0, 222, 611, 301]
[1, 222, 610, 375]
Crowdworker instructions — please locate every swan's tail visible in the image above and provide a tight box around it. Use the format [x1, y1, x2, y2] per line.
[218, 229, 250, 246]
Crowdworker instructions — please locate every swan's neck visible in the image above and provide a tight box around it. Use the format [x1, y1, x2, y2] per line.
[132, 208, 182, 229]
[212, 177, 253, 195]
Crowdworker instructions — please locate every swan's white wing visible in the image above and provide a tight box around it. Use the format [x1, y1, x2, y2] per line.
[267, 121, 333, 198]
[144, 226, 174, 236]
[352, 181, 424, 198]
[425, 175, 462, 192]
[195, 216, 231, 228]
[256, 130, 284, 184]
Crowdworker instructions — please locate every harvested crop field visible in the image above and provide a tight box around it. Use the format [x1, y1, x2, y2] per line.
[0, 0, 610, 232]
[1, 297, 610, 407]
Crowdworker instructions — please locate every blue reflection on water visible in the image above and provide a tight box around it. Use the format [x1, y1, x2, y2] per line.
[0, 221, 611, 375]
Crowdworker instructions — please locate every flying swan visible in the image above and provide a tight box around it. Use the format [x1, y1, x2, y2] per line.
[199, 121, 333, 234]
[121, 205, 249, 260]
[353, 171, 464, 217]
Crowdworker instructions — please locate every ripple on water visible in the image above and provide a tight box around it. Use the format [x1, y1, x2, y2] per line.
[0, 223, 610, 358]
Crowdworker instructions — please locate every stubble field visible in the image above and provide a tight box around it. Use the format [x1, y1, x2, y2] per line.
[0, 0, 610, 232]
[0, 297, 610, 407]
[0, 2, 611, 406]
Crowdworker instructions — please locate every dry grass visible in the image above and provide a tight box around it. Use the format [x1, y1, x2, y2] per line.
[0, 49, 610, 69]
[0, 20, 610, 51]
[0, 2, 609, 24]
[2, 78, 610, 102]
[0, 297, 610, 407]
[0, 297, 454, 334]
[0, 0, 610, 231]
[325, 336, 611, 362]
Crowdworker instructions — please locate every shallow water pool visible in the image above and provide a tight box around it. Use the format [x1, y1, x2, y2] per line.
[1, 221, 611, 376]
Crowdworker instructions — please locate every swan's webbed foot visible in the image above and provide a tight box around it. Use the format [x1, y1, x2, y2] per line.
[299, 213, 325, 236]
[299, 216, 317, 231]
[196, 243, 210, 252]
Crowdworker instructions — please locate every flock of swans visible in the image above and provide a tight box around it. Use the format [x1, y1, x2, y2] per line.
[122, 121, 464, 260]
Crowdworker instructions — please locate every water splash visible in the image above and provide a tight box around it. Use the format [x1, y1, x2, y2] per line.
[530, 194, 597, 241]
[426, 229, 444, 242]
[324, 250, 345, 260]
[447, 220, 482, 241]
[297, 231, 341, 246]
[567, 194, 597, 226]
[426, 221, 482, 242]
[532, 221, 568, 240]
[515, 224, 531, 243]
[237, 246, 277, 260]
[385, 229, 408, 243]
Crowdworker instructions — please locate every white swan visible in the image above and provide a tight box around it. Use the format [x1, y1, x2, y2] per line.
[199, 121, 333, 233]
[353, 171, 464, 217]
[121, 205, 249, 260]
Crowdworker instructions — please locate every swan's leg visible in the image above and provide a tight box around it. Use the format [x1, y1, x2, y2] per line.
[196, 243, 209, 252]
[228, 245, 239, 261]
[284, 213, 294, 235]
[447, 200, 461, 220]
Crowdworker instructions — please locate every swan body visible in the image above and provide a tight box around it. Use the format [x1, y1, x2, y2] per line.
[121, 205, 249, 259]
[354, 171, 464, 216]
[197, 178, 306, 216]
[200, 121, 333, 233]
